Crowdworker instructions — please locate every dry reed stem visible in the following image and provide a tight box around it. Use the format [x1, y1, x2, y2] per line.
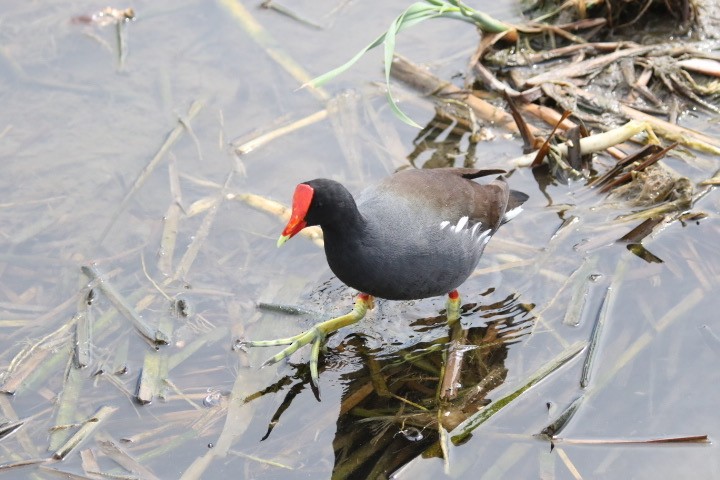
[523, 46, 654, 86]
[99, 100, 204, 243]
[98, 437, 161, 480]
[451, 340, 586, 443]
[74, 284, 93, 369]
[218, 0, 328, 101]
[234, 109, 328, 155]
[159, 156, 183, 276]
[391, 54, 519, 132]
[230, 192, 324, 247]
[1, 301, 83, 394]
[556, 448, 584, 480]
[81, 265, 167, 344]
[580, 285, 612, 388]
[52, 405, 118, 460]
[172, 172, 234, 282]
[554, 435, 709, 445]
[49, 356, 85, 451]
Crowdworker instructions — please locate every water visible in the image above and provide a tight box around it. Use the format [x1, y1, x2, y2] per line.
[1, 0, 719, 479]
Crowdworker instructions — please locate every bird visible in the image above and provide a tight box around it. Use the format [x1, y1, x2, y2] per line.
[245, 167, 528, 386]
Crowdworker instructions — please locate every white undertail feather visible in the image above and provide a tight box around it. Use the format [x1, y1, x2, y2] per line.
[502, 206, 523, 223]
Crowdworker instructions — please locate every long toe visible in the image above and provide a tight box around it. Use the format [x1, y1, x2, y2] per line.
[244, 331, 307, 348]
[309, 337, 323, 386]
[260, 329, 323, 367]
[248, 295, 372, 382]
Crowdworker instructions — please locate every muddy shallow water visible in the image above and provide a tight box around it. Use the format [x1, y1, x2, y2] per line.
[1, 1, 719, 478]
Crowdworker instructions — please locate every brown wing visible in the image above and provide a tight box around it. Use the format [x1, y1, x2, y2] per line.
[373, 168, 510, 231]
[469, 178, 509, 230]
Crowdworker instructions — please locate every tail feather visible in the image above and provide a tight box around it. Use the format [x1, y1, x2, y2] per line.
[502, 190, 529, 224]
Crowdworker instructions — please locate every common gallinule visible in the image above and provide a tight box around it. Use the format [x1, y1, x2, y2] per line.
[246, 168, 528, 385]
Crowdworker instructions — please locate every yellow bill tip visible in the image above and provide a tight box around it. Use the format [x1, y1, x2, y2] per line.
[277, 234, 290, 248]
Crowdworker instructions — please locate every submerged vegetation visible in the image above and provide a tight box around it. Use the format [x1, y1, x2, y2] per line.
[0, 0, 717, 478]
[245, 0, 719, 476]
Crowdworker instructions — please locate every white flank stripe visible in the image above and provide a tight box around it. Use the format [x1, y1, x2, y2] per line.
[453, 216, 469, 233]
[477, 229, 492, 244]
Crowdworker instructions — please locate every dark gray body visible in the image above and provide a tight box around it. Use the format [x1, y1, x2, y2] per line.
[310, 169, 525, 300]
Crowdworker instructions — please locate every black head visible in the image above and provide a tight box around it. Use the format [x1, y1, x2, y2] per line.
[277, 178, 358, 246]
[302, 179, 357, 227]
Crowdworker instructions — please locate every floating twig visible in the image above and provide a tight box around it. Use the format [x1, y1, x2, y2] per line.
[523, 46, 654, 87]
[173, 171, 234, 282]
[49, 356, 85, 452]
[99, 100, 204, 243]
[257, 302, 318, 316]
[74, 286, 93, 368]
[230, 192, 324, 247]
[539, 395, 584, 438]
[218, 0, 327, 100]
[562, 260, 600, 327]
[81, 265, 168, 345]
[53, 405, 118, 460]
[0, 458, 45, 471]
[581, 286, 612, 388]
[158, 156, 183, 276]
[555, 447, 583, 480]
[553, 434, 709, 445]
[136, 350, 166, 405]
[391, 54, 518, 133]
[261, 0, 323, 29]
[618, 216, 666, 244]
[98, 437, 161, 480]
[235, 110, 328, 156]
[582, 90, 720, 155]
[530, 110, 573, 168]
[0, 296, 85, 394]
[116, 15, 127, 69]
[80, 447, 100, 477]
[1, 346, 52, 395]
[589, 144, 662, 190]
[598, 143, 678, 193]
[0, 419, 24, 441]
[506, 41, 624, 66]
[229, 449, 294, 470]
[452, 341, 586, 444]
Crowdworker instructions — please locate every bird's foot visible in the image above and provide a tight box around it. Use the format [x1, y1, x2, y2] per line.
[244, 294, 374, 386]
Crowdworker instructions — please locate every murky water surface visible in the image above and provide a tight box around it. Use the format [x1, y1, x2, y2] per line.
[1, 1, 719, 478]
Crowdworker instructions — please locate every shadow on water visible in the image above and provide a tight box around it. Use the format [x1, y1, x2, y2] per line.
[246, 286, 536, 479]
[1, 1, 720, 478]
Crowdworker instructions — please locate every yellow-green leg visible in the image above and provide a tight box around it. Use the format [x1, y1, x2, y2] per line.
[446, 289, 461, 325]
[246, 294, 374, 385]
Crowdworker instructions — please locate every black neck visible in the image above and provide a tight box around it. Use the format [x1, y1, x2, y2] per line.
[304, 179, 366, 233]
